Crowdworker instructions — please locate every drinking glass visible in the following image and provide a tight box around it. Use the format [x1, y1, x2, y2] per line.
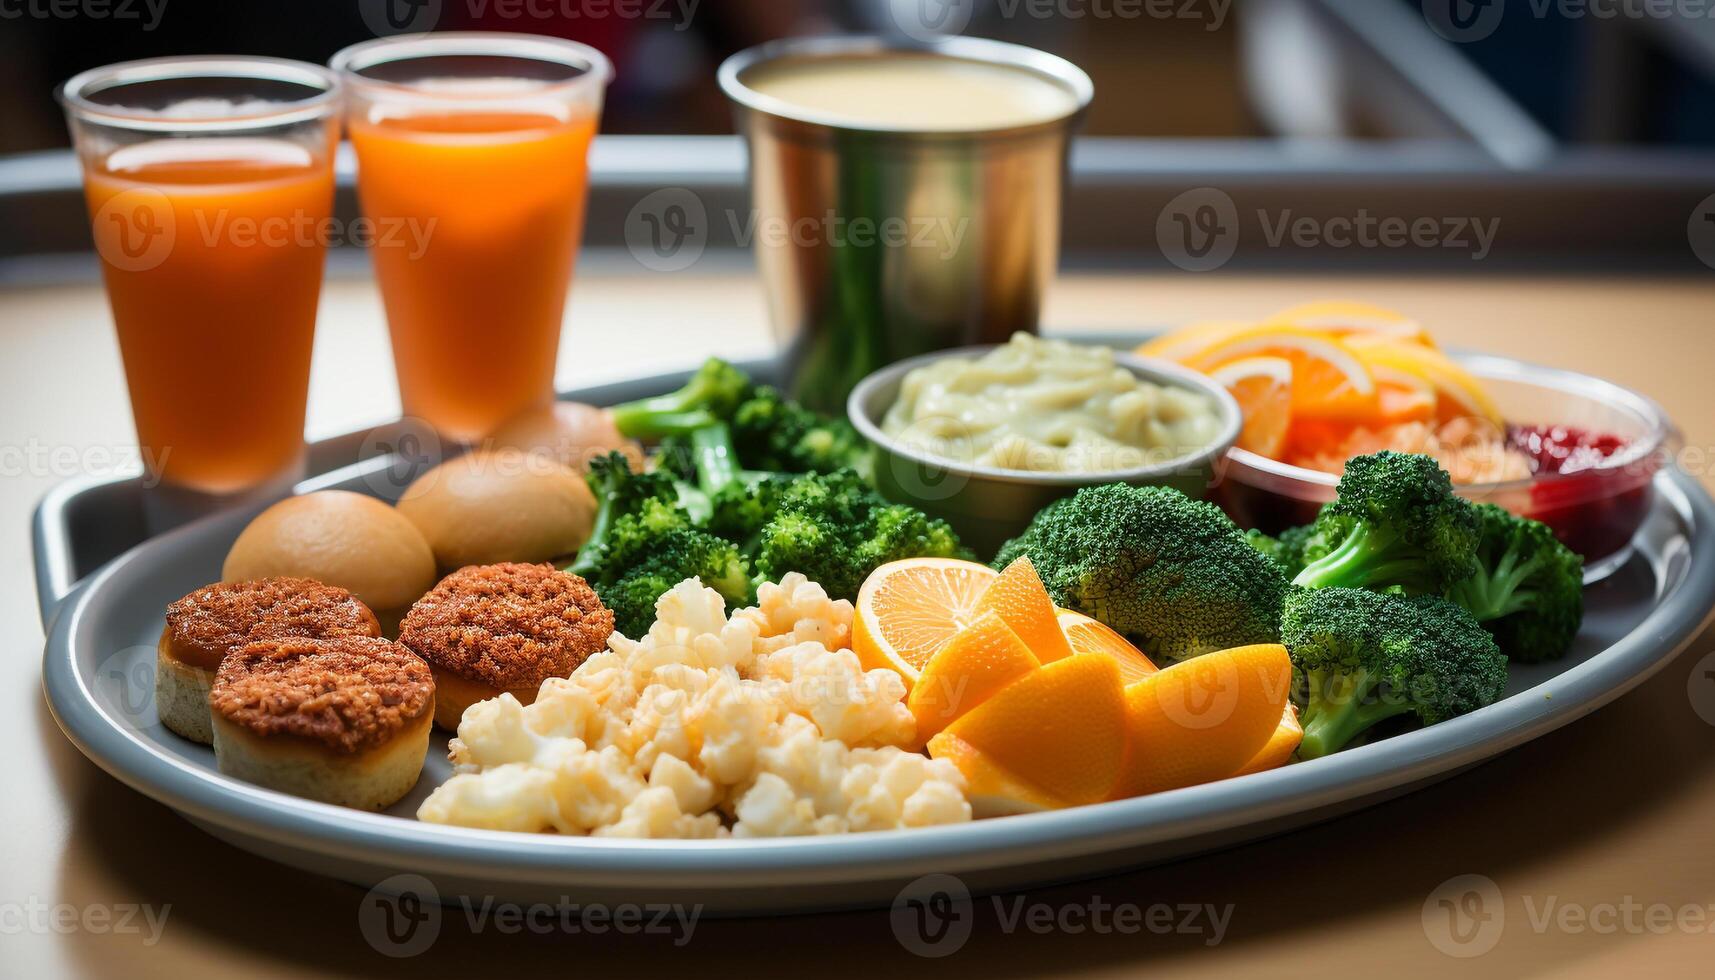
[331, 33, 613, 444]
[60, 57, 341, 523]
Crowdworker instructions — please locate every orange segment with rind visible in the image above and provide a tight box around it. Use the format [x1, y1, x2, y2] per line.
[1352, 341, 1502, 427]
[1209, 356, 1293, 458]
[944, 653, 1127, 806]
[926, 732, 1072, 817]
[1233, 704, 1304, 777]
[1109, 643, 1293, 800]
[1187, 327, 1377, 421]
[908, 611, 1040, 744]
[1264, 301, 1433, 346]
[1056, 608, 1158, 685]
[853, 558, 998, 688]
[976, 556, 1073, 664]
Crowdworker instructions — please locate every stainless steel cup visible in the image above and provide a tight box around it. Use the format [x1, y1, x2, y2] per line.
[718, 36, 1093, 413]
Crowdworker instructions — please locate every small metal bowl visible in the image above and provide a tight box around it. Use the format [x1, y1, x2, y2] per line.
[848, 344, 1243, 557]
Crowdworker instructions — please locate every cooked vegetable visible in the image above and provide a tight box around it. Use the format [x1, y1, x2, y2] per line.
[1446, 503, 1584, 662]
[607, 359, 752, 440]
[1291, 451, 1481, 594]
[1282, 587, 1507, 759]
[1245, 524, 1319, 578]
[994, 484, 1288, 663]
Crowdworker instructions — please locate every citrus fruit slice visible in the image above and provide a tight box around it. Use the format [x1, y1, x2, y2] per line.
[1233, 704, 1304, 777]
[976, 556, 1073, 663]
[1136, 320, 1253, 362]
[1187, 327, 1377, 421]
[944, 653, 1127, 806]
[927, 732, 1073, 816]
[1108, 643, 1292, 800]
[1264, 300, 1433, 346]
[1353, 341, 1502, 426]
[1056, 609, 1158, 684]
[853, 558, 998, 687]
[1371, 364, 1438, 425]
[908, 611, 1040, 743]
[1209, 356, 1293, 458]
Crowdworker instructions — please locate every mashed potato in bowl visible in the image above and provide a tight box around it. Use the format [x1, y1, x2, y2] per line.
[882, 333, 1225, 474]
[417, 575, 971, 838]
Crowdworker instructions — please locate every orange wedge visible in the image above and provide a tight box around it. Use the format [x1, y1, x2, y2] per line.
[1056, 609, 1158, 685]
[926, 732, 1073, 817]
[908, 611, 1040, 743]
[1233, 704, 1304, 777]
[1209, 356, 1293, 458]
[1264, 300, 1434, 346]
[1109, 643, 1292, 800]
[942, 654, 1127, 806]
[976, 556, 1073, 664]
[1136, 320, 1253, 362]
[1186, 327, 1377, 421]
[1353, 341, 1502, 426]
[854, 558, 998, 688]
[1371, 364, 1438, 425]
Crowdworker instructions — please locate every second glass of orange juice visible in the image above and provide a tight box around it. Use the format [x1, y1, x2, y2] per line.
[332, 34, 612, 443]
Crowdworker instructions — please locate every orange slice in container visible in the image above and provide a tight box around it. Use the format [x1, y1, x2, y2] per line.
[1056, 609, 1158, 685]
[1371, 364, 1439, 425]
[1354, 341, 1503, 427]
[1265, 300, 1434, 346]
[1186, 328, 1377, 421]
[1209, 356, 1294, 458]
[853, 558, 998, 688]
[1136, 320, 1253, 362]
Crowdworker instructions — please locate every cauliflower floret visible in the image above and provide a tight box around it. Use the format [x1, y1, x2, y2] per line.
[418, 575, 970, 838]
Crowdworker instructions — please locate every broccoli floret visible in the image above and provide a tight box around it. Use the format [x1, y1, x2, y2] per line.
[585, 495, 750, 636]
[744, 470, 972, 600]
[608, 358, 753, 440]
[1446, 504, 1584, 663]
[994, 484, 1288, 663]
[1245, 524, 1318, 578]
[732, 385, 871, 476]
[566, 452, 681, 579]
[1291, 452, 1481, 594]
[1282, 587, 1507, 758]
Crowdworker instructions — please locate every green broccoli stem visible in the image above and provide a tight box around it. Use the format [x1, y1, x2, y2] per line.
[687, 423, 745, 496]
[1448, 546, 1541, 622]
[610, 407, 722, 441]
[1297, 668, 1416, 759]
[568, 471, 624, 579]
[1292, 524, 1432, 591]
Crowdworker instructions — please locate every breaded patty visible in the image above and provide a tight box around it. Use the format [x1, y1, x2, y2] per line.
[398, 563, 614, 690]
[211, 635, 434, 754]
[164, 577, 380, 670]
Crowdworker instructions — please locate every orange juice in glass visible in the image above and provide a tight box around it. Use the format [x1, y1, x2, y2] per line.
[332, 34, 612, 443]
[60, 57, 340, 514]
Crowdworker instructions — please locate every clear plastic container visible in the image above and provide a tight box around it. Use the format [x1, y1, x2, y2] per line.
[1211, 354, 1679, 582]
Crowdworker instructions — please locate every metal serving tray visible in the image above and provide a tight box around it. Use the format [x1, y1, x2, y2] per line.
[34, 354, 1715, 915]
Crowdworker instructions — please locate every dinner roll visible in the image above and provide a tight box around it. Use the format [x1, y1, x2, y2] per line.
[223, 491, 436, 634]
[396, 450, 596, 569]
[487, 401, 644, 473]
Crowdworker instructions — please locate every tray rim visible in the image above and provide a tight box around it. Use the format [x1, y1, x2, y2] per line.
[38, 448, 1715, 892]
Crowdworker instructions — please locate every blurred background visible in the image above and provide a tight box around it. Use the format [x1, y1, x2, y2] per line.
[6, 0, 1715, 147]
[5, 0, 1715, 274]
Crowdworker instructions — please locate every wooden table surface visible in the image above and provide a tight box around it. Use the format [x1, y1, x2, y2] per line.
[6, 265, 1715, 978]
